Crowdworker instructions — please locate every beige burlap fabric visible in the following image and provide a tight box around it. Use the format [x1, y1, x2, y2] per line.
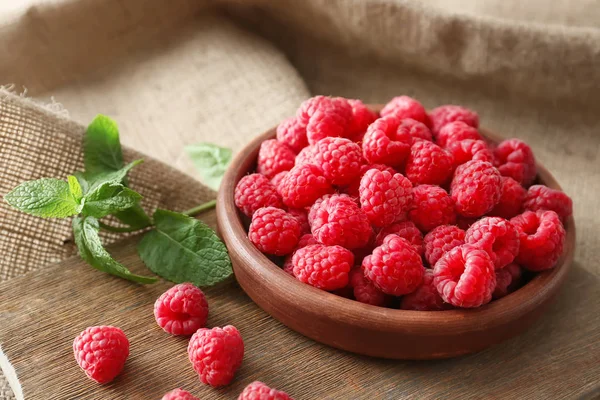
[1, 0, 599, 397]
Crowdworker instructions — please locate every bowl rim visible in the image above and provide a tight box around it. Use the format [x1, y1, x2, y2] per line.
[216, 104, 575, 334]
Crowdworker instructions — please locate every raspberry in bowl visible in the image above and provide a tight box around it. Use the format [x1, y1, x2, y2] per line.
[216, 97, 575, 360]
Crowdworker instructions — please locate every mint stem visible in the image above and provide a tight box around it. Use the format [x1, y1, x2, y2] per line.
[98, 221, 141, 233]
[183, 199, 217, 217]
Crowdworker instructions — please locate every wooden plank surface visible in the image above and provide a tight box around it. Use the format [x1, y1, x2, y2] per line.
[0, 210, 599, 400]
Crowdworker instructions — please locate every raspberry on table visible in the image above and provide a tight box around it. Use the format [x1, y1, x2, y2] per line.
[428, 105, 479, 137]
[342, 163, 396, 198]
[493, 263, 523, 299]
[446, 139, 493, 166]
[405, 140, 454, 185]
[465, 217, 520, 269]
[276, 116, 308, 153]
[510, 210, 566, 271]
[493, 139, 537, 186]
[310, 194, 372, 249]
[433, 244, 496, 308]
[279, 164, 333, 208]
[256, 139, 296, 179]
[292, 244, 354, 290]
[423, 225, 466, 267]
[489, 176, 527, 219]
[409, 185, 456, 232]
[436, 121, 482, 148]
[349, 267, 388, 306]
[347, 99, 378, 140]
[362, 115, 412, 168]
[294, 145, 317, 166]
[249, 207, 302, 256]
[188, 325, 244, 387]
[154, 283, 209, 336]
[238, 381, 293, 400]
[313, 137, 363, 185]
[235, 174, 283, 217]
[162, 388, 200, 400]
[450, 160, 502, 217]
[380, 96, 430, 126]
[400, 269, 447, 311]
[297, 96, 353, 144]
[288, 208, 310, 235]
[523, 184, 573, 222]
[73, 326, 129, 384]
[375, 221, 423, 255]
[362, 235, 424, 296]
[359, 169, 413, 227]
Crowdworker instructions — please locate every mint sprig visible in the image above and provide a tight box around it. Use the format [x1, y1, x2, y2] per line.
[186, 143, 232, 191]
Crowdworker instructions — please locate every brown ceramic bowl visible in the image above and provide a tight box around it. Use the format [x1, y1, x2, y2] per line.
[216, 105, 575, 360]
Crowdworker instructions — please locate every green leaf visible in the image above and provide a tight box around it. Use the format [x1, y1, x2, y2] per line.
[83, 184, 142, 218]
[4, 178, 81, 218]
[185, 143, 232, 191]
[73, 172, 89, 195]
[138, 209, 232, 286]
[68, 175, 83, 202]
[73, 216, 157, 284]
[113, 204, 152, 230]
[84, 115, 124, 177]
[85, 159, 143, 192]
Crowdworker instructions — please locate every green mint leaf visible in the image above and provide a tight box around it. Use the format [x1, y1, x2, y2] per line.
[85, 159, 143, 192]
[84, 115, 124, 177]
[73, 172, 89, 195]
[113, 204, 152, 230]
[73, 216, 157, 284]
[185, 143, 232, 191]
[5, 178, 80, 218]
[68, 175, 83, 202]
[82, 183, 142, 218]
[138, 209, 232, 286]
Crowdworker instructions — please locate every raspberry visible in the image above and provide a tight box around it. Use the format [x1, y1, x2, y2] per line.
[450, 160, 502, 217]
[154, 283, 209, 336]
[73, 326, 129, 384]
[297, 96, 353, 144]
[238, 381, 292, 400]
[294, 146, 316, 166]
[400, 269, 446, 311]
[310, 194, 372, 249]
[405, 140, 454, 185]
[188, 325, 244, 387]
[249, 207, 301, 256]
[409, 185, 456, 232]
[489, 176, 527, 219]
[235, 174, 283, 217]
[446, 139, 493, 166]
[523, 184, 573, 221]
[375, 221, 423, 255]
[362, 115, 412, 168]
[279, 164, 333, 208]
[423, 225, 466, 266]
[428, 105, 479, 137]
[465, 217, 520, 269]
[493, 263, 523, 299]
[397, 118, 433, 143]
[380, 96, 429, 126]
[510, 210, 565, 271]
[282, 233, 319, 275]
[433, 245, 496, 308]
[362, 235, 424, 296]
[342, 163, 396, 197]
[162, 389, 199, 400]
[292, 244, 353, 290]
[349, 267, 388, 306]
[493, 139, 537, 186]
[347, 99, 378, 140]
[276, 116, 308, 153]
[359, 169, 413, 227]
[313, 137, 363, 185]
[288, 208, 310, 234]
[256, 139, 296, 179]
[436, 121, 482, 148]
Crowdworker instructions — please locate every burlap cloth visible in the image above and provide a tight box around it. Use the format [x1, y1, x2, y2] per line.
[0, 0, 598, 398]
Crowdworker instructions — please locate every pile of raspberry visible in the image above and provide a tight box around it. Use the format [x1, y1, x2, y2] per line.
[235, 95, 573, 310]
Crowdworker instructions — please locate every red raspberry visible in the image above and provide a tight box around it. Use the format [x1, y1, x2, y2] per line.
[409, 185, 456, 232]
[362, 235, 424, 296]
[342, 163, 396, 197]
[428, 105, 479, 137]
[375, 221, 423, 255]
[400, 269, 446, 311]
[423, 225, 466, 267]
[249, 207, 301, 256]
[270, 171, 288, 196]
[276, 117, 308, 153]
[292, 244, 353, 290]
[493, 263, 523, 299]
[510, 210, 565, 271]
[405, 140, 453, 185]
[235, 174, 283, 217]
[446, 139, 493, 166]
[310, 194, 372, 249]
[238, 381, 292, 400]
[348, 267, 388, 306]
[294, 146, 316, 166]
[450, 160, 502, 217]
[188, 325, 244, 387]
[279, 164, 333, 208]
[154, 283, 209, 336]
[359, 169, 413, 227]
[347, 99, 378, 140]
[465, 217, 519, 269]
[437, 121, 482, 148]
[297, 96, 352, 144]
[288, 208, 310, 234]
[433, 245, 496, 308]
[362, 116, 412, 168]
[282, 233, 319, 274]
[257, 139, 296, 179]
[380, 96, 429, 126]
[313, 137, 363, 185]
[523, 184, 573, 222]
[397, 118, 433, 143]
[162, 389, 199, 400]
[489, 176, 527, 219]
[493, 139, 537, 186]
[73, 326, 129, 384]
